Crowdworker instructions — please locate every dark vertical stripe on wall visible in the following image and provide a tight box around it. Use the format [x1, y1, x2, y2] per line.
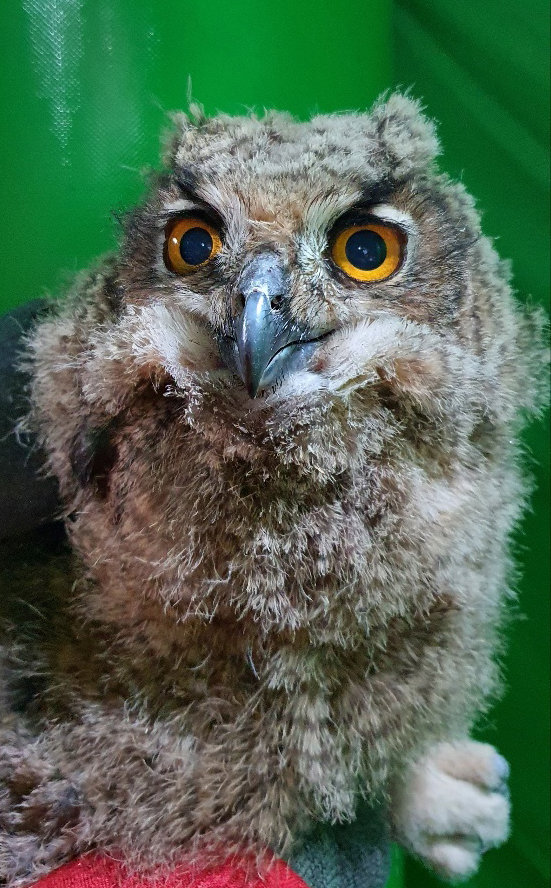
[394, 2, 550, 886]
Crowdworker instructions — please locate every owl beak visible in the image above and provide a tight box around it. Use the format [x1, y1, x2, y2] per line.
[234, 290, 322, 398]
[218, 252, 328, 397]
[235, 289, 279, 397]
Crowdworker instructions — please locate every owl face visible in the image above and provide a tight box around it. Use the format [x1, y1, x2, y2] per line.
[110, 95, 485, 412]
[28, 94, 540, 637]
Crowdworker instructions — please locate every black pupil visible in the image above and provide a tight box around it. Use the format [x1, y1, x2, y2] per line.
[179, 227, 213, 266]
[345, 229, 386, 271]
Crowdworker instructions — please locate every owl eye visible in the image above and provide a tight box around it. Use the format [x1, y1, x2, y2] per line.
[164, 217, 222, 274]
[331, 223, 404, 282]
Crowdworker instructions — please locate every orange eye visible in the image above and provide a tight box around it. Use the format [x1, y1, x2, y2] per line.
[331, 223, 404, 282]
[164, 217, 222, 274]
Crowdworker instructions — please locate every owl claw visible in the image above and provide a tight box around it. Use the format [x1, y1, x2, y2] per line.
[392, 740, 511, 881]
[493, 752, 510, 784]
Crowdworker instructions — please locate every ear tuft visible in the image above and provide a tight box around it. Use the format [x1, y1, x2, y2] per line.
[161, 102, 208, 167]
[161, 112, 189, 167]
[370, 93, 440, 178]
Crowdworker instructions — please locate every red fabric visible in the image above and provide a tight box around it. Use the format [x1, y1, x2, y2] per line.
[32, 853, 309, 888]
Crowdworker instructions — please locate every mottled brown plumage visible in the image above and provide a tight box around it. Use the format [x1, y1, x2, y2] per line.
[0, 94, 546, 886]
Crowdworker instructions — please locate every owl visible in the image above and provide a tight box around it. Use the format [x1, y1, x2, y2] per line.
[0, 94, 546, 887]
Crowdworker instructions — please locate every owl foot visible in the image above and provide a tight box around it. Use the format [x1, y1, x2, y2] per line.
[392, 740, 510, 882]
[0, 736, 82, 886]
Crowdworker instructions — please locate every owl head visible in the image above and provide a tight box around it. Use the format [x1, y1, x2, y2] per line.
[84, 92, 537, 455]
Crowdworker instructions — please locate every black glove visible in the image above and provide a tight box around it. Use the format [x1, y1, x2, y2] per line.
[0, 301, 60, 540]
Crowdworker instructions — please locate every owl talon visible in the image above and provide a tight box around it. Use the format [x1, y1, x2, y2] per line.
[392, 740, 511, 881]
[493, 753, 510, 784]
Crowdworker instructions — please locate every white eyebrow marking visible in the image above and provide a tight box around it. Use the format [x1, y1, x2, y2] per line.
[161, 198, 199, 214]
[368, 204, 416, 233]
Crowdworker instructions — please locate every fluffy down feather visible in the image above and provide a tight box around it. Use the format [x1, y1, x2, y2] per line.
[0, 93, 547, 886]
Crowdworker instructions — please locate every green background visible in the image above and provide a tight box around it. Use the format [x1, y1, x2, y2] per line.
[0, 2, 548, 886]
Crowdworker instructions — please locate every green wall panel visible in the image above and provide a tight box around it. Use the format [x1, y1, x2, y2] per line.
[0, 1, 400, 884]
[0, 0, 391, 314]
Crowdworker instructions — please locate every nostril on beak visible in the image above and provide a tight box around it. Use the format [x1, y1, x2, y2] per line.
[234, 291, 284, 317]
[233, 292, 246, 317]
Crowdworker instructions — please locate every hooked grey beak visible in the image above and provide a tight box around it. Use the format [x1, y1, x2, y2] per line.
[218, 252, 331, 397]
